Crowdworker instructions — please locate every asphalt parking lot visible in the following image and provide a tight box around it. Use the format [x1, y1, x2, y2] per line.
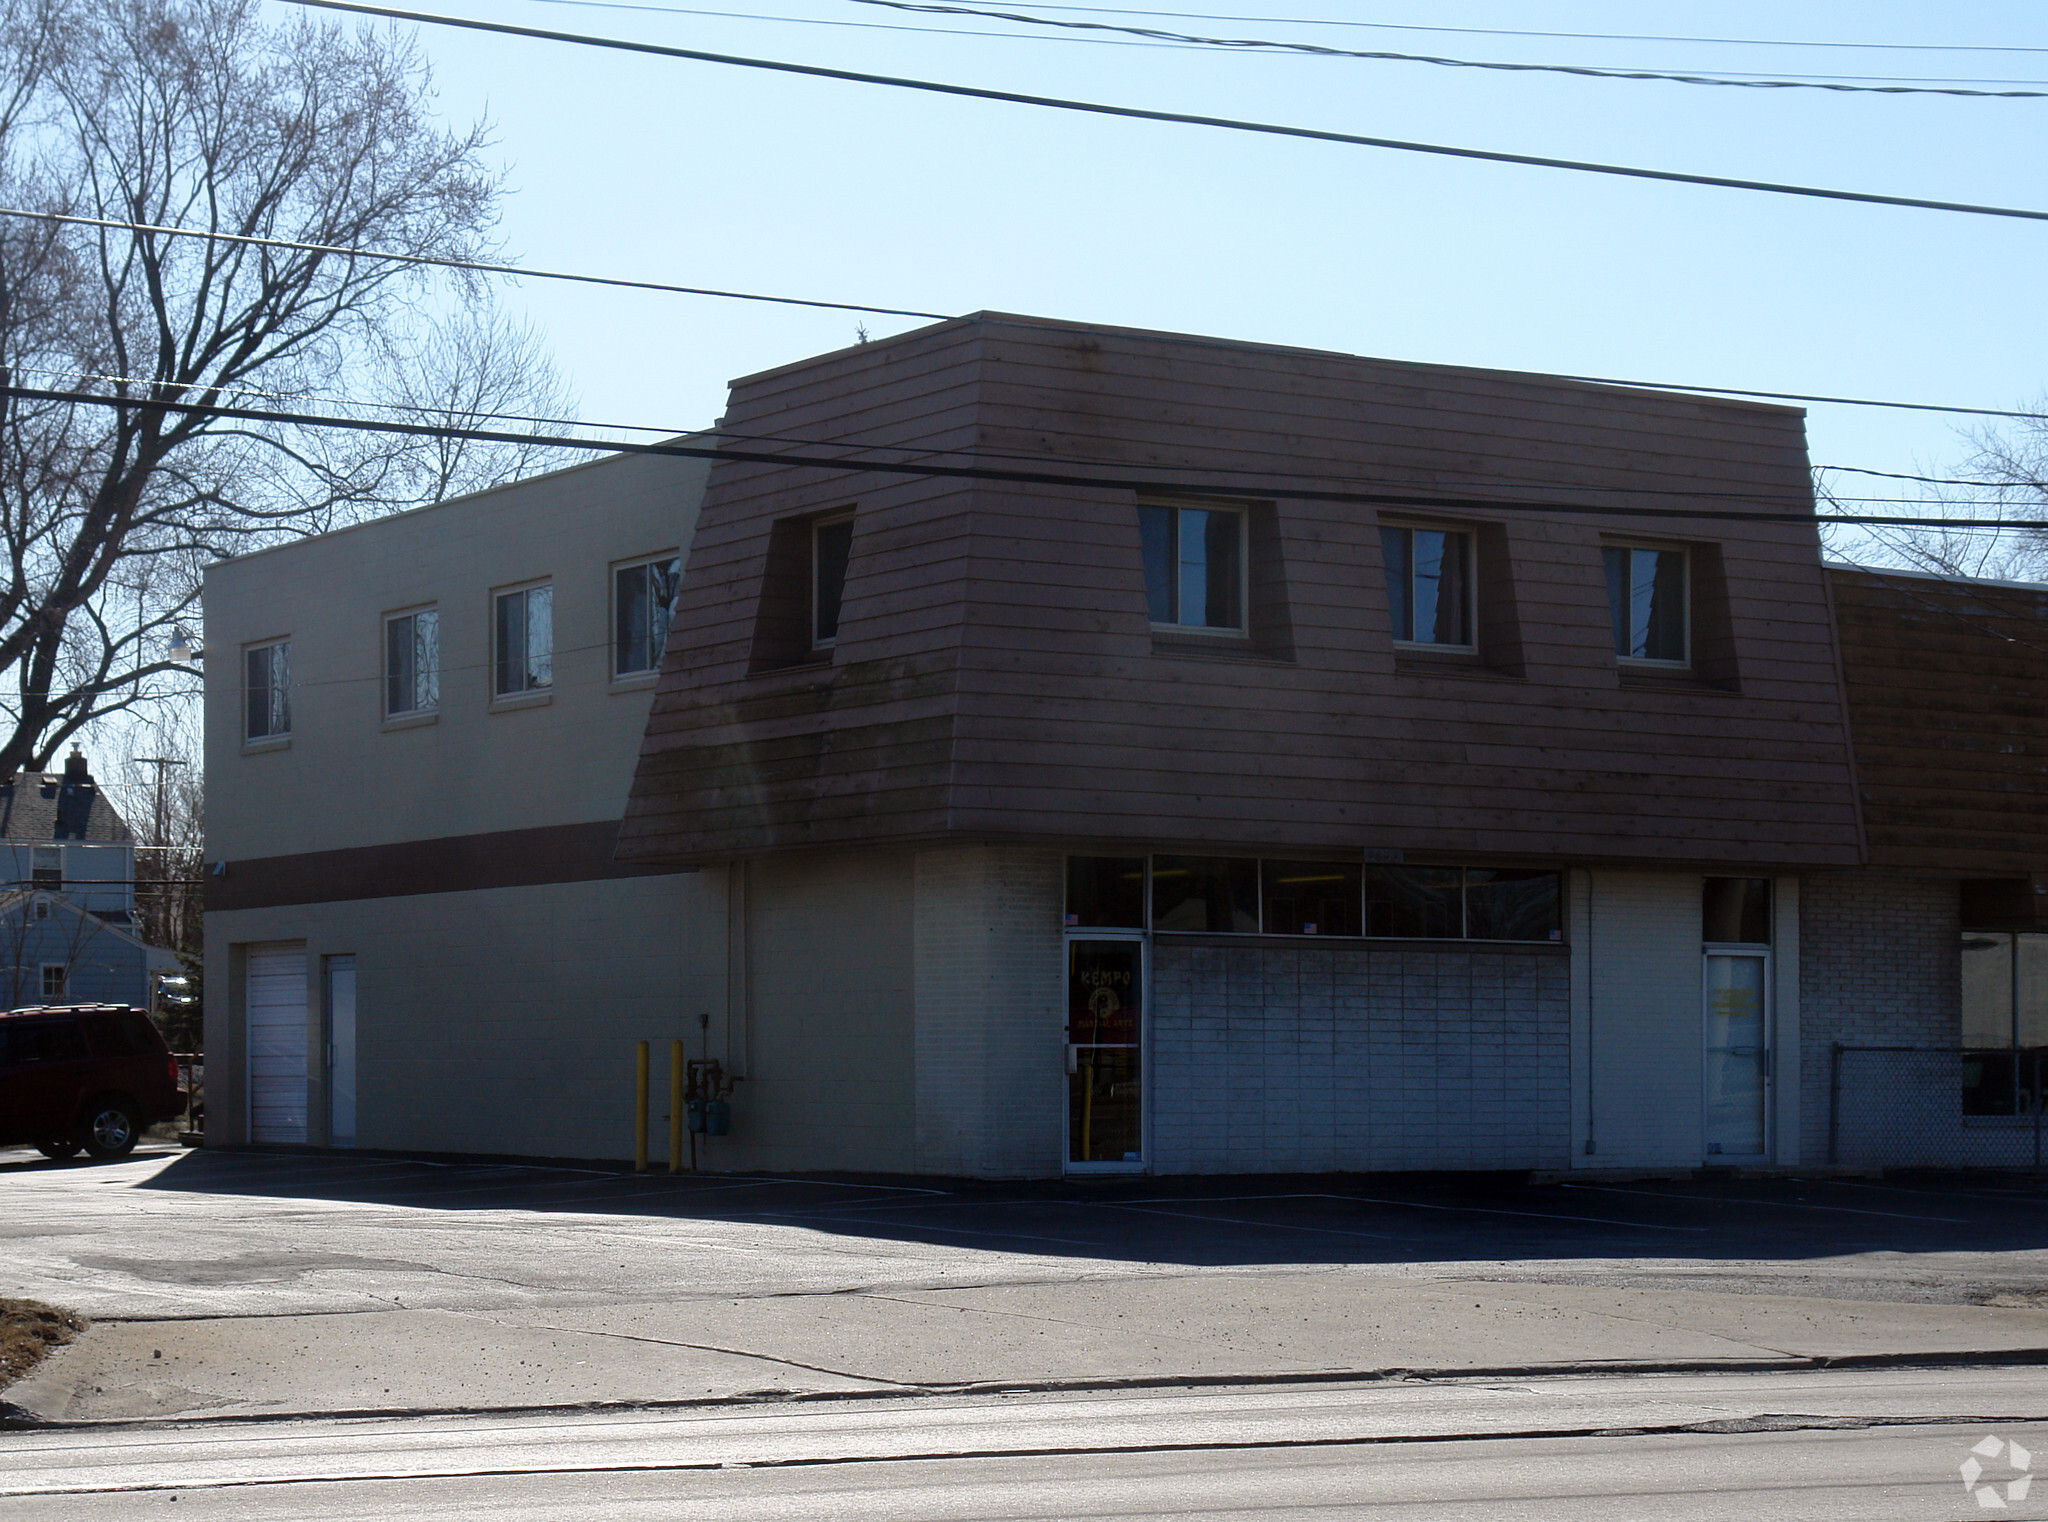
[8, 1143, 2048, 1305]
[6, 1145, 2048, 1425]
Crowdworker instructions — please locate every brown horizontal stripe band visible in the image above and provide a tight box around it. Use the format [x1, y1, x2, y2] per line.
[205, 820, 693, 912]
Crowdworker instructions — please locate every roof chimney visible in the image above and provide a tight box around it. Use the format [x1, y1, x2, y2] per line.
[63, 746, 88, 782]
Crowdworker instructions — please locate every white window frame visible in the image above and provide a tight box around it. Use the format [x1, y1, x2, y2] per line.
[1603, 541, 1691, 669]
[1380, 521, 1477, 652]
[811, 513, 855, 652]
[1138, 498, 1251, 637]
[244, 639, 291, 740]
[492, 580, 554, 698]
[383, 605, 440, 718]
[612, 551, 682, 679]
[40, 962, 66, 1002]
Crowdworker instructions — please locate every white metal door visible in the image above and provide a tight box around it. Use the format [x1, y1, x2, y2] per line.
[325, 954, 357, 1148]
[1702, 951, 1770, 1161]
[247, 944, 308, 1143]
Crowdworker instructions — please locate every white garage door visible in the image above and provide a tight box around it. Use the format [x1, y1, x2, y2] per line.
[246, 944, 308, 1143]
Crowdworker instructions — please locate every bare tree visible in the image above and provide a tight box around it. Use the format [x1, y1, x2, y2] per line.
[0, 0, 578, 777]
[1836, 405, 2048, 583]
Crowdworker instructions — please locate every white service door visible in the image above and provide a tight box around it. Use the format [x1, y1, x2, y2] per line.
[325, 955, 356, 1148]
[247, 944, 308, 1143]
[1703, 952, 1769, 1160]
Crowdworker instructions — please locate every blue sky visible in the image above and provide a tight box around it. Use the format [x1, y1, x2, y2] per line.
[348, 0, 2048, 530]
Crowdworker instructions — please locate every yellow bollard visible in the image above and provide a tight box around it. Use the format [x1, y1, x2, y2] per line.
[634, 1041, 650, 1172]
[668, 1039, 685, 1174]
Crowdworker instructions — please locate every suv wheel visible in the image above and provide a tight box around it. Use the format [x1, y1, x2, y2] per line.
[36, 1140, 81, 1161]
[81, 1100, 141, 1159]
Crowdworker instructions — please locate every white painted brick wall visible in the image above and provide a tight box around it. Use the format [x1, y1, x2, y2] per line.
[1149, 942, 1571, 1174]
[913, 845, 1065, 1177]
[1796, 873, 1958, 1162]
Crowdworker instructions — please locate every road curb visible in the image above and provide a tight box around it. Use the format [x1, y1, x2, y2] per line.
[10, 1347, 2048, 1433]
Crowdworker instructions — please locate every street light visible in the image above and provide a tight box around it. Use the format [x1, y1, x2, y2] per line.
[168, 626, 203, 664]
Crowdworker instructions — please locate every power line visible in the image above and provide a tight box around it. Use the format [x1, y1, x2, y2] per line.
[0, 207, 951, 322]
[841, 0, 2048, 97]
[508, 0, 2048, 90]
[281, 0, 2048, 225]
[10, 380, 2044, 530]
[1559, 375, 2041, 421]
[17, 360, 2027, 509]
[972, 6, 2048, 58]
[16, 205, 2048, 424]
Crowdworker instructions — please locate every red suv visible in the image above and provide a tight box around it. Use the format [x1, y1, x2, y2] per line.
[0, 1004, 184, 1160]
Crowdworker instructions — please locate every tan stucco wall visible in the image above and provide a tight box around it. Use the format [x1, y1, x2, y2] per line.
[202, 448, 710, 860]
[912, 845, 1064, 1177]
[206, 872, 724, 1157]
[702, 850, 919, 1174]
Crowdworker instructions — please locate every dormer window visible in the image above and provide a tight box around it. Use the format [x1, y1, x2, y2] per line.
[30, 846, 60, 888]
[1604, 544, 1689, 666]
[1138, 501, 1246, 634]
[1381, 525, 1474, 649]
[811, 515, 854, 650]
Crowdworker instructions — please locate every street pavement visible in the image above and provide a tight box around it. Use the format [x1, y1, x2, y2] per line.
[3, 1146, 2048, 1516]
[5, 1370, 2046, 1519]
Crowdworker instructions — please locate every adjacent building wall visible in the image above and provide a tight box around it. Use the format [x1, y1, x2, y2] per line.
[1798, 872, 1960, 1164]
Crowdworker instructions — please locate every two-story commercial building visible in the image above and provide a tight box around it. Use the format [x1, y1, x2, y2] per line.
[202, 314, 2045, 1176]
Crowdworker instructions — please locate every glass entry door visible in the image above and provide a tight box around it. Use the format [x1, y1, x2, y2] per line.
[1703, 952, 1769, 1160]
[1067, 939, 1144, 1171]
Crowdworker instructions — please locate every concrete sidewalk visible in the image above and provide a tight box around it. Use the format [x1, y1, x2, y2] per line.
[15, 1268, 2048, 1423]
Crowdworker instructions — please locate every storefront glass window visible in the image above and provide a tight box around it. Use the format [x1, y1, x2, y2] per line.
[1065, 857, 1147, 929]
[1466, 869, 1563, 941]
[1150, 856, 1258, 933]
[1364, 866, 1463, 938]
[1261, 861, 1362, 937]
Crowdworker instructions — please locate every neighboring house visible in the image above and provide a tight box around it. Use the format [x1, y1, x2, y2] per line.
[203, 314, 2046, 1176]
[0, 750, 179, 1010]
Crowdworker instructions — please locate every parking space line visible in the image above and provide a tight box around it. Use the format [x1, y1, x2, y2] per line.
[1559, 1183, 1970, 1224]
[747, 1211, 1103, 1246]
[1079, 1201, 1410, 1242]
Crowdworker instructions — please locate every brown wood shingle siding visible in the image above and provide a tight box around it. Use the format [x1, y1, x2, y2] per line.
[619, 315, 1865, 868]
[1831, 566, 2048, 874]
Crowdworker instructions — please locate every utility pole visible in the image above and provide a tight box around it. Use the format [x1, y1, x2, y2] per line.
[132, 756, 186, 946]
[133, 756, 184, 850]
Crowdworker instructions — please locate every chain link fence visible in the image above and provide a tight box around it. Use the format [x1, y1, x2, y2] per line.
[1829, 1045, 2048, 1170]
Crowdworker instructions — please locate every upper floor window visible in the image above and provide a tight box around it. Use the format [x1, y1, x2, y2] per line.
[245, 640, 291, 740]
[1139, 502, 1245, 633]
[812, 516, 854, 650]
[494, 583, 553, 697]
[384, 607, 439, 717]
[40, 964, 65, 1001]
[30, 847, 59, 889]
[1604, 544, 1688, 665]
[615, 554, 682, 677]
[1381, 525, 1473, 648]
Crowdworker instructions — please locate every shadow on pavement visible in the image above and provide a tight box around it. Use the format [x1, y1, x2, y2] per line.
[34, 1146, 2046, 1270]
